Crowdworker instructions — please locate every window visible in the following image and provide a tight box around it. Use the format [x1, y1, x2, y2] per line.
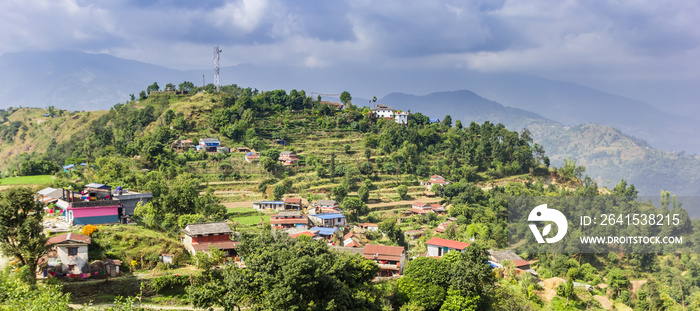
[67, 247, 78, 256]
[68, 264, 75, 271]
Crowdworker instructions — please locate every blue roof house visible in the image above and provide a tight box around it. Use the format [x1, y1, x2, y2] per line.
[309, 213, 346, 227]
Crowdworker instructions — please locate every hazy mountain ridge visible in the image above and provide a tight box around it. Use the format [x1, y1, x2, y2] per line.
[380, 90, 700, 196]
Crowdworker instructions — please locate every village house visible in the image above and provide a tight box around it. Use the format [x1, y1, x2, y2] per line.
[426, 237, 470, 257]
[253, 200, 285, 211]
[309, 227, 342, 240]
[245, 151, 259, 163]
[270, 211, 308, 230]
[56, 188, 123, 225]
[62, 163, 87, 172]
[45, 233, 91, 275]
[284, 197, 303, 210]
[181, 222, 238, 256]
[423, 175, 450, 190]
[435, 221, 455, 233]
[112, 187, 153, 216]
[236, 147, 251, 153]
[315, 199, 341, 213]
[172, 139, 194, 151]
[278, 151, 299, 165]
[410, 201, 435, 214]
[309, 213, 346, 227]
[489, 249, 533, 272]
[373, 104, 395, 119]
[404, 229, 425, 240]
[198, 137, 220, 152]
[394, 111, 409, 124]
[363, 244, 407, 277]
[358, 223, 379, 231]
[343, 232, 362, 248]
[319, 101, 344, 110]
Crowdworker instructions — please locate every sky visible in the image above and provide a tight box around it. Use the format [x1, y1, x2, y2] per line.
[1, 0, 699, 113]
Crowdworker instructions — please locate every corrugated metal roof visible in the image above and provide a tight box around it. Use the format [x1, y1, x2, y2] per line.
[426, 237, 470, 250]
[182, 221, 233, 236]
[309, 227, 340, 236]
[45, 233, 91, 246]
[311, 213, 345, 220]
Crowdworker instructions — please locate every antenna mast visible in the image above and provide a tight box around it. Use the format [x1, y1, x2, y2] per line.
[213, 46, 222, 92]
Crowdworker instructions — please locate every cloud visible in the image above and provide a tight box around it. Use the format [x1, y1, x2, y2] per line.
[0, 0, 697, 86]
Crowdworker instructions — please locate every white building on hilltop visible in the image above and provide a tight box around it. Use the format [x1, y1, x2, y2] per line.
[372, 104, 409, 124]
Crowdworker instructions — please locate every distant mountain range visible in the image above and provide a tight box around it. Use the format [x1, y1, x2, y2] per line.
[381, 91, 700, 196]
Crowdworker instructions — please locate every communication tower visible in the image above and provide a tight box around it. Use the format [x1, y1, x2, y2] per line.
[213, 46, 222, 92]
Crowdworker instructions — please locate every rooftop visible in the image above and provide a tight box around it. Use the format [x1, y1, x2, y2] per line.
[489, 250, 529, 267]
[363, 244, 405, 261]
[45, 232, 91, 246]
[275, 210, 302, 217]
[182, 221, 233, 236]
[309, 227, 341, 236]
[426, 237, 470, 250]
[311, 213, 345, 220]
[284, 197, 302, 204]
[316, 200, 338, 206]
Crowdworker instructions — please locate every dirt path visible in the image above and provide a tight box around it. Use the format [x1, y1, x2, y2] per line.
[594, 295, 613, 310]
[631, 279, 647, 294]
[222, 201, 257, 208]
[366, 198, 439, 209]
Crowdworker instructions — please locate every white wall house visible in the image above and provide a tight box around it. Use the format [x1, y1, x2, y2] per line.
[45, 233, 91, 274]
[394, 112, 409, 124]
[426, 237, 470, 257]
[374, 104, 395, 118]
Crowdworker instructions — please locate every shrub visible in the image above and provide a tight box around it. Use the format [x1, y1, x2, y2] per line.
[81, 225, 99, 236]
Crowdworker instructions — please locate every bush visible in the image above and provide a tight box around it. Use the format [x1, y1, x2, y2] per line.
[150, 274, 190, 293]
[397, 185, 408, 199]
[81, 225, 99, 236]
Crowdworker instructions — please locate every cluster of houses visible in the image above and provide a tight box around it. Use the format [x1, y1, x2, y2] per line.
[36, 175, 534, 281]
[172, 137, 236, 154]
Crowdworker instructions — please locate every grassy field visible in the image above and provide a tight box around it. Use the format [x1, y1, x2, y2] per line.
[0, 174, 53, 185]
[230, 214, 269, 226]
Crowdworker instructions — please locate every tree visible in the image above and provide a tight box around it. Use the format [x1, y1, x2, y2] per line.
[187, 231, 379, 310]
[606, 268, 630, 298]
[359, 161, 373, 176]
[332, 185, 347, 202]
[379, 218, 406, 247]
[163, 109, 175, 125]
[342, 197, 368, 222]
[340, 91, 352, 105]
[273, 184, 286, 201]
[147, 82, 160, 94]
[358, 184, 370, 203]
[179, 81, 195, 92]
[0, 187, 46, 282]
[364, 148, 372, 161]
[397, 185, 408, 199]
[139, 90, 147, 101]
[193, 246, 226, 271]
[556, 278, 575, 306]
[442, 115, 452, 128]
